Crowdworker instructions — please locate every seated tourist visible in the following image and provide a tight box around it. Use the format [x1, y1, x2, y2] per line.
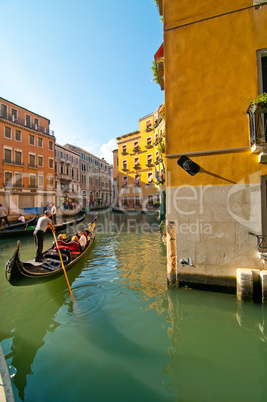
[17, 215, 25, 223]
[78, 231, 87, 250]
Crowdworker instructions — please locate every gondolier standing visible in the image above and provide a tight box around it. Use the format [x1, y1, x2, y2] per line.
[34, 210, 55, 262]
[51, 203, 57, 224]
[0, 204, 9, 227]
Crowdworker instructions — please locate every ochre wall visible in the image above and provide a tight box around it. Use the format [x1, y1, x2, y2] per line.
[164, 2, 267, 187]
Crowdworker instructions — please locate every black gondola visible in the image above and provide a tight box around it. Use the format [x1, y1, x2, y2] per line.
[5, 217, 96, 286]
[0, 214, 86, 238]
[0, 215, 37, 231]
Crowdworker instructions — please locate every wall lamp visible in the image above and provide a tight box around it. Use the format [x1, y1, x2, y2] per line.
[177, 155, 200, 176]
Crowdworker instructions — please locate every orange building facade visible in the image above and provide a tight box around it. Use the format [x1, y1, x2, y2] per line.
[0, 97, 55, 214]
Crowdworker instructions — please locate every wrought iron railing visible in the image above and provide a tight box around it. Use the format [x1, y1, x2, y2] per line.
[247, 104, 267, 146]
[0, 111, 54, 136]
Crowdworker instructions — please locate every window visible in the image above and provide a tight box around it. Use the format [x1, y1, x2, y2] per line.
[14, 150, 22, 166]
[60, 151, 63, 159]
[66, 153, 68, 161]
[38, 175, 44, 187]
[38, 137, 43, 147]
[29, 175, 36, 188]
[49, 177, 54, 187]
[15, 130, 21, 141]
[122, 176, 128, 187]
[29, 134, 35, 145]
[49, 158, 54, 169]
[147, 172, 153, 184]
[146, 137, 152, 147]
[123, 196, 128, 205]
[14, 173, 22, 187]
[1, 104, 7, 119]
[38, 155, 43, 167]
[4, 172, 12, 187]
[134, 174, 140, 185]
[146, 119, 152, 131]
[155, 151, 159, 162]
[4, 148, 12, 163]
[147, 154, 153, 165]
[48, 141, 53, 151]
[133, 141, 139, 150]
[34, 118, 39, 129]
[11, 108, 18, 121]
[148, 194, 154, 204]
[122, 160, 127, 170]
[71, 155, 73, 163]
[29, 154, 36, 168]
[135, 196, 140, 205]
[25, 114, 31, 127]
[134, 157, 139, 167]
[122, 144, 127, 154]
[4, 127, 11, 139]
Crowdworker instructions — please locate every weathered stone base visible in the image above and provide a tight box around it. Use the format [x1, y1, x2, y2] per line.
[167, 183, 264, 291]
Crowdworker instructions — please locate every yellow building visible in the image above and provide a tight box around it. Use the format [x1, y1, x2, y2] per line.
[116, 106, 165, 212]
[155, 0, 267, 294]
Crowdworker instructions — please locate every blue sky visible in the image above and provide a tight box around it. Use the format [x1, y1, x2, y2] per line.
[0, 0, 164, 163]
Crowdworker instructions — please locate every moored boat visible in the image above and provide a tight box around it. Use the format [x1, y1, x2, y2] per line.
[0, 215, 37, 231]
[5, 217, 97, 286]
[0, 214, 86, 238]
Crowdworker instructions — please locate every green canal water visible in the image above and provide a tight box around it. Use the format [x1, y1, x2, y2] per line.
[1, 211, 267, 401]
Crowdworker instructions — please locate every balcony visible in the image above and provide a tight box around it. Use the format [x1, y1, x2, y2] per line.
[133, 164, 141, 169]
[0, 111, 54, 136]
[3, 159, 24, 167]
[28, 163, 37, 169]
[248, 104, 267, 153]
[132, 146, 140, 152]
[145, 143, 153, 149]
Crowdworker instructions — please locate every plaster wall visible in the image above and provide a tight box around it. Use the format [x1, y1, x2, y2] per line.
[167, 182, 264, 289]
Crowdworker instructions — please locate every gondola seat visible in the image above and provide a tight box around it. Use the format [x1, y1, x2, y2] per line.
[43, 249, 72, 263]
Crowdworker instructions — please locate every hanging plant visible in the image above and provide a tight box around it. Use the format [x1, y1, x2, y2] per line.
[152, 60, 160, 84]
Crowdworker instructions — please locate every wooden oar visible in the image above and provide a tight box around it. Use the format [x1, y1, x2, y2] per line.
[53, 231, 74, 300]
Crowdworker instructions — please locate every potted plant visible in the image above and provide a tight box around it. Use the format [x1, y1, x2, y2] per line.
[251, 93, 267, 112]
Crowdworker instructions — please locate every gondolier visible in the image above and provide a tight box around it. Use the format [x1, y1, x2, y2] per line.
[51, 203, 57, 224]
[34, 210, 55, 262]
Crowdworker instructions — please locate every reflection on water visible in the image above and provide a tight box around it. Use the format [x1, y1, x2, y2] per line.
[1, 211, 267, 401]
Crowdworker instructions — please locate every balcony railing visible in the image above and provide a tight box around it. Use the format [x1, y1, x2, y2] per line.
[248, 104, 267, 147]
[3, 159, 24, 167]
[0, 112, 54, 137]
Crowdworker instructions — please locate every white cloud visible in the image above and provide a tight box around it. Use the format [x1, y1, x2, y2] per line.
[100, 139, 117, 164]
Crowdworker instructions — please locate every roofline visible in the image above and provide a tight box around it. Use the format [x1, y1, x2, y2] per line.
[116, 130, 140, 140]
[55, 143, 80, 156]
[0, 97, 50, 123]
[139, 112, 153, 122]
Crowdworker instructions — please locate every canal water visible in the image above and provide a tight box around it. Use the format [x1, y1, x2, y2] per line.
[1, 211, 267, 401]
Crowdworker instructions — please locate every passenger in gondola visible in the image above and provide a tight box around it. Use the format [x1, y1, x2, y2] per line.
[34, 210, 55, 262]
[78, 231, 87, 250]
[17, 214, 25, 223]
[58, 234, 66, 241]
